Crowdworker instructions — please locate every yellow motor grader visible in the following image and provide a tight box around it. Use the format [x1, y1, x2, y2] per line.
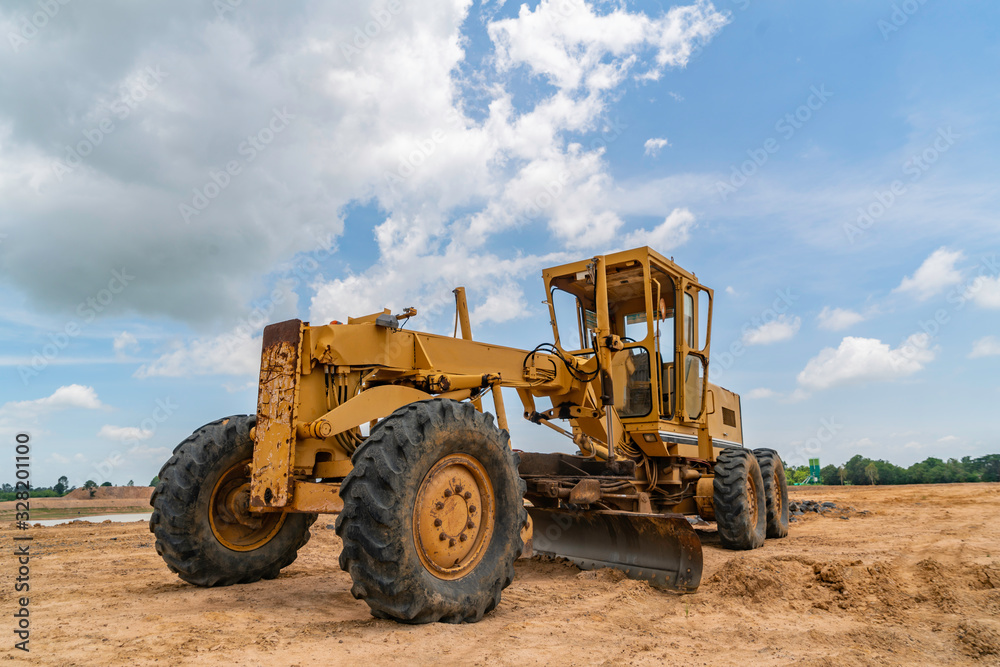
[150, 246, 789, 623]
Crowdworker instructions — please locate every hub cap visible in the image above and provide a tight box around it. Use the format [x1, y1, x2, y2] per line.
[413, 453, 495, 580]
[210, 459, 287, 551]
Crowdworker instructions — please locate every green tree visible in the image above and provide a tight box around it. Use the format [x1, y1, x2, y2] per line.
[127, 480, 134, 486]
[149, 475, 160, 487]
[843, 455, 867, 485]
[865, 462, 879, 485]
[819, 464, 839, 485]
[54, 475, 69, 495]
[84, 480, 98, 498]
[100, 481, 113, 487]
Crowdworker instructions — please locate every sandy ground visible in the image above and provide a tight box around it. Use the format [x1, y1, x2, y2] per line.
[3, 483, 999, 666]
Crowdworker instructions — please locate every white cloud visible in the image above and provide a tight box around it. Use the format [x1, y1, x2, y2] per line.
[98, 425, 154, 441]
[893, 247, 965, 301]
[471, 284, 529, 326]
[938, 435, 958, 443]
[796, 334, 936, 391]
[622, 207, 695, 250]
[135, 331, 260, 378]
[742, 314, 801, 345]
[4, 384, 105, 414]
[113, 331, 139, 356]
[725, 286, 737, 296]
[745, 388, 776, 399]
[816, 306, 864, 331]
[966, 274, 1000, 309]
[644, 137, 670, 156]
[969, 335, 1000, 358]
[489, 0, 729, 92]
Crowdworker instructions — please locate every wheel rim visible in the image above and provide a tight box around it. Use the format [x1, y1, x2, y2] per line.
[772, 469, 783, 516]
[745, 469, 759, 522]
[209, 459, 287, 552]
[413, 453, 495, 580]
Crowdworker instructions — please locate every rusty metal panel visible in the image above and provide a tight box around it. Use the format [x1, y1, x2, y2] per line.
[289, 480, 344, 514]
[251, 319, 303, 508]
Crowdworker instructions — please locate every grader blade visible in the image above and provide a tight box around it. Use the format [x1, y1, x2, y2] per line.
[527, 507, 703, 592]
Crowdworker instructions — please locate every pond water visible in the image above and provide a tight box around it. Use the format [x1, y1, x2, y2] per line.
[33, 513, 152, 526]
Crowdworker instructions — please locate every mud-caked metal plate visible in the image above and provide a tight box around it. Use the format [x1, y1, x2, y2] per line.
[251, 319, 303, 508]
[527, 507, 703, 592]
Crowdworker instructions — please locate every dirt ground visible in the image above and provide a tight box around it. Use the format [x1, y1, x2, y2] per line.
[3, 483, 999, 666]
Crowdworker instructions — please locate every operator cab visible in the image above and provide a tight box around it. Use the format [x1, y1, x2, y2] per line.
[544, 247, 712, 426]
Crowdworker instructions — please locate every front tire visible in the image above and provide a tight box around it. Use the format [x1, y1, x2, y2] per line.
[713, 448, 766, 550]
[149, 415, 317, 586]
[336, 398, 526, 624]
[753, 448, 789, 539]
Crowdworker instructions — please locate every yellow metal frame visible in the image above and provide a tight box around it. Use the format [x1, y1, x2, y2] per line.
[248, 246, 744, 516]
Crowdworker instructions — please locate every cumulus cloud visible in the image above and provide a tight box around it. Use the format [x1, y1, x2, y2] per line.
[893, 247, 964, 301]
[969, 335, 1000, 358]
[816, 306, 864, 331]
[2, 1, 731, 374]
[622, 208, 695, 250]
[742, 314, 800, 345]
[489, 0, 729, 91]
[796, 334, 935, 391]
[4, 384, 105, 413]
[966, 274, 1000, 309]
[98, 425, 154, 441]
[135, 331, 260, 378]
[644, 137, 670, 156]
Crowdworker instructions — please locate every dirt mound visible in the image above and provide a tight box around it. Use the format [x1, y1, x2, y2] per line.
[957, 620, 1000, 658]
[706, 554, 910, 614]
[64, 486, 154, 500]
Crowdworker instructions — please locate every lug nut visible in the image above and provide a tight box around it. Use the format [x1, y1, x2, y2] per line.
[435, 502, 444, 510]
[434, 518, 442, 527]
[444, 489, 453, 497]
[455, 484, 463, 493]
[469, 505, 476, 514]
[463, 491, 472, 499]
[466, 520, 474, 529]
[459, 534, 467, 542]
[449, 538, 456, 547]
[439, 532, 446, 541]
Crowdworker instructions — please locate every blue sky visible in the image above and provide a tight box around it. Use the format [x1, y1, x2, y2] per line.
[1, 0, 998, 488]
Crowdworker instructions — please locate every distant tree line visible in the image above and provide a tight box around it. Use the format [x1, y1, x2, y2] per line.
[0, 475, 150, 501]
[785, 454, 1000, 486]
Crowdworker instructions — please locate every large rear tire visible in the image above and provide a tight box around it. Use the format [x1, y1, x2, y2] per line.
[753, 448, 789, 539]
[336, 398, 525, 624]
[149, 415, 317, 586]
[713, 448, 766, 550]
